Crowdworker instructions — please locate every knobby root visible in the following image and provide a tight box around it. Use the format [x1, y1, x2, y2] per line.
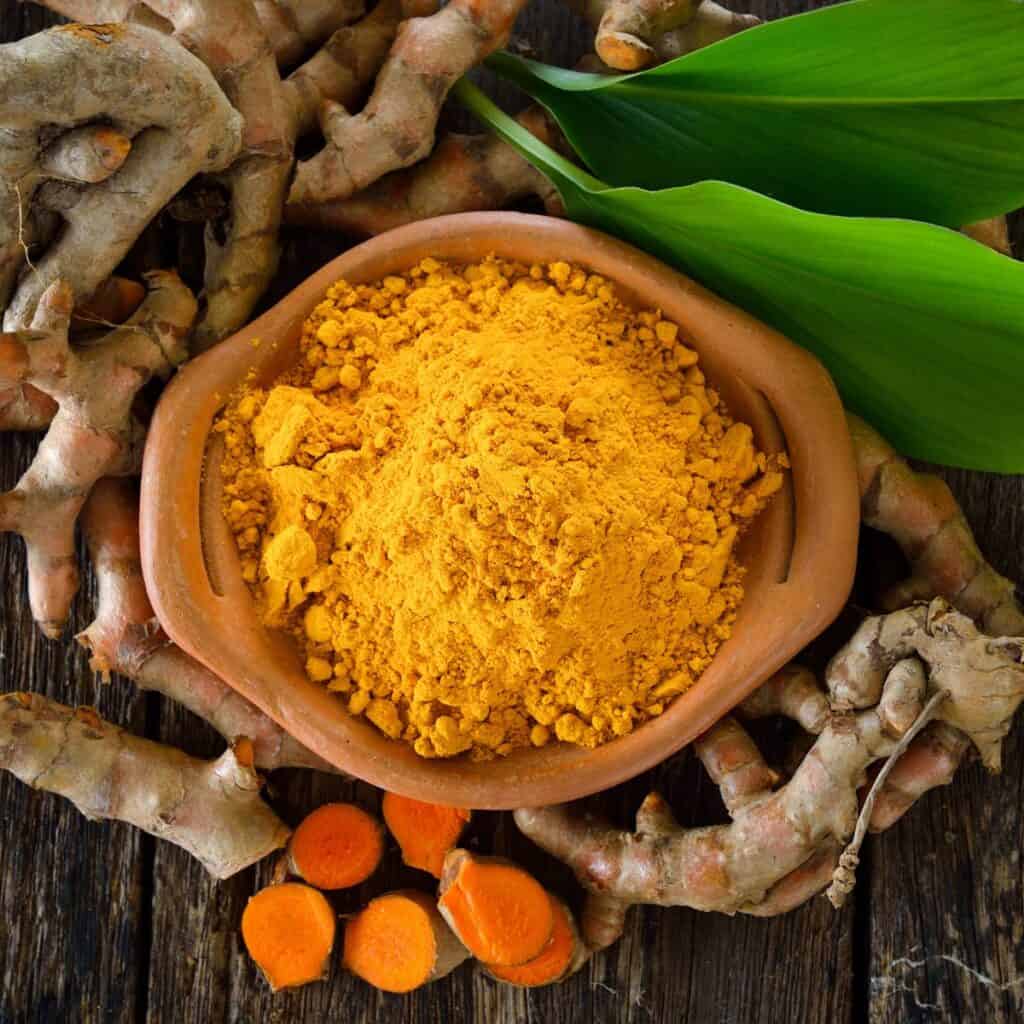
[286, 107, 563, 235]
[288, 0, 529, 206]
[515, 601, 1024, 946]
[0, 22, 241, 328]
[0, 273, 194, 635]
[0, 691, 289, 878]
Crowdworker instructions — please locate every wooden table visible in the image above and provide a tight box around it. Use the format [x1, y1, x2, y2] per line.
[2, 2, 1023, 1021]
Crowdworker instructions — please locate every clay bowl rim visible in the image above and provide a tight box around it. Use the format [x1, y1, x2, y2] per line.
[140, 212, 859, 809]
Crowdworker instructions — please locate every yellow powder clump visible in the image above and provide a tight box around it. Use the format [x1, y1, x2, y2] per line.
[216, 258, 785, 760]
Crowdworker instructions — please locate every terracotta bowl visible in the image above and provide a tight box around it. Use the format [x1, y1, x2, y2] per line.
[140, 212, 859, 809]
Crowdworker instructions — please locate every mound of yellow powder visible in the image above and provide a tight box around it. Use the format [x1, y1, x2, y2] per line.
[218, 258, 784, 759]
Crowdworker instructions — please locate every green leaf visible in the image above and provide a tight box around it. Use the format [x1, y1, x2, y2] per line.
[487, 0, 1024, 225]
[454, 79, 1024, 473]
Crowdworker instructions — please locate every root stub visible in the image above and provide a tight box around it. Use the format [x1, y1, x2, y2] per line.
[242, 882, 337, 991]
[438, 850, 554, 967]
[343, 891, 468, 993]
[286, 803, 384, 890]
[382, 792, 470, 878]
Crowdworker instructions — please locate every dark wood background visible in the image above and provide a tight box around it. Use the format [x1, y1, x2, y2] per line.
[2, 2, 1023, 1021]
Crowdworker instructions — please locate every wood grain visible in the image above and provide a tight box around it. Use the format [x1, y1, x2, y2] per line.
[0, 1, 1020, 1022]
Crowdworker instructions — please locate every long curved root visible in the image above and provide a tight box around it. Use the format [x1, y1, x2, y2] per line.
[0, 272, 195, 636]
[289, 0, 529, 206]
[0, 691, 289, 878]
[284, 0, 438, 138]
[0, 22, 242, 329]
[31, 1, 429, 347]
[848, 412, 1024, 637]
[27, 2, 288, 346]
[286, 108, 563, 236]
[184, 0, 434, 345]
[516, 601, 1024, 946]
[79, 478, 336, 773]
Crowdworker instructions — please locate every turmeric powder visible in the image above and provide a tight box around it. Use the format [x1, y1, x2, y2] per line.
[217, 257, 783, 760]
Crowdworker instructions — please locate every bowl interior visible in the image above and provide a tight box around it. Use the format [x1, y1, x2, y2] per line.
[142, 213, 859, 809]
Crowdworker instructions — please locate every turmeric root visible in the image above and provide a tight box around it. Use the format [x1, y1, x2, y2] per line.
[285, 3, 759, 235]
[281, 803, 384, 890]
[251, 0, 365, 67]
[286, 108, 562, 236]
[78, 478, 335, 773]
[382, 793, 470, 878]
[343, 891, 469, 993]
[288, 0, 529, 206]
[28, 1, 291, 347]
[1, 272, 143, 430]
[32, 1, 430, 346]
[3, 275, 144, 433]
[0, 692, 289, 878]
[0, 272, 194, 636]
[652, 0, 761, 62]
[845, 412, 1024, 828]
[0, 23, 242, 329]
[3, 272, 144, 436]
[285, 0, 439, 138]
[848, 412, 1024, 638]
[241, 882, 337, 991]
[515, 600, 1024, 946]
[566, 0, 760, 70]
[438, 850, 554, 966]
[37, 124, 132, 184]
[485, 894, 587, 987]
[70, 276, 146, 331]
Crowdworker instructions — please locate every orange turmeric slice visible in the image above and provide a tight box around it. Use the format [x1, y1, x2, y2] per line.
[343, 890, 469, 993]
[382, 792, 471, 877]
[437, 849, 554, 966]
[486, 894, 586, 987]
[286, 802, 383, 890]
[241, 882, 336, 991]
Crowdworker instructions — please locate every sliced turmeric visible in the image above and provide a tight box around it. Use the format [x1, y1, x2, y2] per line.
[486, 894, 586, 987]
[241, 882, 336, 991]
[343, 890, 469, 993]
[382, 792, 471, 878]
[285, 803, 384, 890]
[437, 849, 554, 966]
